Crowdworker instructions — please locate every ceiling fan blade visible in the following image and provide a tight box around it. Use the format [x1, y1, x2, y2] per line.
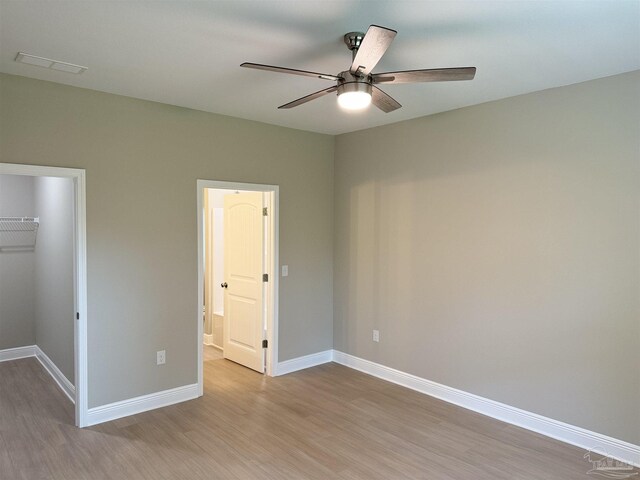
[278, 86, 338, 109]
[241, 62, 341, 81]
[372, 67, 476, 84]
[371, 86, 401, 113]
[350, 25, 397, 76]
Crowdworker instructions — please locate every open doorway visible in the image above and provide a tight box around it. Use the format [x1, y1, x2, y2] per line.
[0, 163, 87, 427]
[196, 180, 278, 394]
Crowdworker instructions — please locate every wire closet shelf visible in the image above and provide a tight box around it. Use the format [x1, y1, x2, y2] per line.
[0, 217, 40, 252]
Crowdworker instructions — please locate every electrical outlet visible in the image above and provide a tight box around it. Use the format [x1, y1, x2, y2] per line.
[373, 330, 380, 342]
[156, 350, 166, 365]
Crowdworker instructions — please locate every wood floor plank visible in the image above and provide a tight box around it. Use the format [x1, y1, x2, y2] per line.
[0, 356, 637, 479]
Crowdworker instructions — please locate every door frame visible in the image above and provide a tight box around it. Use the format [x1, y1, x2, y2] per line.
[196, 180, 279, 392]
[0, 162, 88, 427]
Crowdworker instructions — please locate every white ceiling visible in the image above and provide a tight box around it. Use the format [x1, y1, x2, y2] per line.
[1, 1, 639, 135]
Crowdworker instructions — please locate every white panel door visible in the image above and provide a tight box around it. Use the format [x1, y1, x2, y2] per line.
[222, 192, 265, 372]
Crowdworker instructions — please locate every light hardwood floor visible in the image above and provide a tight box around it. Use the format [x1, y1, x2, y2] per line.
[1, 355, 636, 479]
[203, 344, 224, 362]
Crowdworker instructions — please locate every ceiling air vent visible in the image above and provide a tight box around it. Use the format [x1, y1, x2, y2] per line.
[15, 52, 87, 74]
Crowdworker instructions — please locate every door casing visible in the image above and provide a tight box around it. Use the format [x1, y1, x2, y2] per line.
[196, 180, 278, 393]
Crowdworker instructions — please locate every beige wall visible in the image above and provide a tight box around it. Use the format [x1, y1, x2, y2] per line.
[0, 174, 35, 349]
[34, 176, 75, 384]
[0, 73, 334, 408]
[334, 71, 640, 444]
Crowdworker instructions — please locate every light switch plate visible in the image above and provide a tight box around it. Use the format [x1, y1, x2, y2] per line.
[282, 265, 289, 277]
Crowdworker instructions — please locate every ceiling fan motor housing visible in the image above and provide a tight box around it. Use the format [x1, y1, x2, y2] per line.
[337, 70, 372, 97]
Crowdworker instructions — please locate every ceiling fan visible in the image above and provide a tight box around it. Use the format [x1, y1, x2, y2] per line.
[241, 25, 476, 113]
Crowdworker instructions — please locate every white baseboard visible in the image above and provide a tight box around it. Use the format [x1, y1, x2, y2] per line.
[332, 350, 640, 468]
[203, 334, 214, 346]
[35, 346, 75, 404]
[86, 383, 199, 427]
[0, 345, 36, 363]
[274, 349, 333, 376]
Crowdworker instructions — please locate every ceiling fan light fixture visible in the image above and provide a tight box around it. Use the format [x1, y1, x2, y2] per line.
[337, 82, 372, 110]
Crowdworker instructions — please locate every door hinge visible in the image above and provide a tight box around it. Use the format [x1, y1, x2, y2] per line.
[263, 273, 268, 282]
[76, 312, 80, 320]
[262, 339, 268, 348]
[263, 207, 268, 216]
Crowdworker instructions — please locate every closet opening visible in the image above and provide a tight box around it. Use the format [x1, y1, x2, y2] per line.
[0, 163, 87, 427]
